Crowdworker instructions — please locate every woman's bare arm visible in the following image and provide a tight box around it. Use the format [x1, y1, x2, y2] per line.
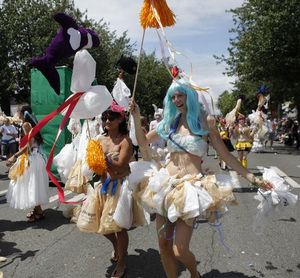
[6, 145, 29, 166]
[207, 116, 272, 190]
[107, 137, 133, 169]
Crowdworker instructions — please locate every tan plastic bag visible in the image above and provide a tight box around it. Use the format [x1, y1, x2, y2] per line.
[77, 185, 100, 233]
[65, 160, 88, 193]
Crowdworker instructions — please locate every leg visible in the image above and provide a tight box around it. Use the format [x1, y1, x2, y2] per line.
[27, 205, 45, 222]
[111, 230, 128, 278]
[173, 219, 198, 278]
[214, 149, 218, 159]
[241, 151, 248, 168]
[1, 143, 8, 159]
[34, 205, 43, 215]
[156, 214, 177, 278]
[104, 233, 118, 261]
[237, 151, 243, 163]
[9, 142, 18, 159]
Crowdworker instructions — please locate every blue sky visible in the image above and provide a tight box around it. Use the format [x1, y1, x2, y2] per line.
[74, 0, 245, 101]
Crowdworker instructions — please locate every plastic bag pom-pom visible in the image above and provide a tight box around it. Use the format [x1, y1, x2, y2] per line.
[86, 139, 107, 175]
[18, 154, 28, 177]
[140, 0, 176, 29]
[9, 153, 29, 180]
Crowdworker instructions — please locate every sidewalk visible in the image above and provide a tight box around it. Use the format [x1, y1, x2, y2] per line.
[265, 141, 300, 156]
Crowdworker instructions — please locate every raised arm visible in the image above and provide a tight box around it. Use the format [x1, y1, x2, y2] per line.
[129, 100, 161, 161]
[206, 116, 272, 190]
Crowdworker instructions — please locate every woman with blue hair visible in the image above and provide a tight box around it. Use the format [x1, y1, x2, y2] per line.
[129, 78, 272, 278]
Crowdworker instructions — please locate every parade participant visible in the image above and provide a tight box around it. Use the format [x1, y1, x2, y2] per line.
[129, 78, 272, 278]
[6, 120, 49, 222]
[64, 116, 102, 192]
[234, 113, 254, 168]
[149, 104, 166, 152]
[77, 117, 101, 177]
[0, 117, 18, 159]
[53, 118, 81, 183]
[218, 117, 234, 170]
[264, 118, 277, 149]
[93, 102, 146, 278]
[248, 86, 269, 153]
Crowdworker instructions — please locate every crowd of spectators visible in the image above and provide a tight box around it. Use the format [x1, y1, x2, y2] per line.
[274, 118, 300, 149]
[0, 110, 23, 160]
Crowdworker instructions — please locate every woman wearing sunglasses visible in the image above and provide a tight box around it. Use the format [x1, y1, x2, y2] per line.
[96, 101, 147, 278]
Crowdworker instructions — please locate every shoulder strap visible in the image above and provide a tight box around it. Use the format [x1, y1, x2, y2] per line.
[168, 114, 190, 154]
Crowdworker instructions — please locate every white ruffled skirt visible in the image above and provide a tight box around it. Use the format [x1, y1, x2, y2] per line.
[53, 136, 79, 183]
[128, 161, 237, 226]
[7, 150, 49, 210]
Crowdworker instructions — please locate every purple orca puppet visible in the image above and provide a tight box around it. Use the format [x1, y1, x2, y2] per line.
[29, 13, 100, 95]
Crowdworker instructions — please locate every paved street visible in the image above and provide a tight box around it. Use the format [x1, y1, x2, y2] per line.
[1, 144, 300, 278]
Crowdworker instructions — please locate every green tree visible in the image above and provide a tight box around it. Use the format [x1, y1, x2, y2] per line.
[216, 0, 300, 118]
[217, 91, 236, 116]
[131, 53, 172, 119]
[0, 0, 77, 113]
[0, 0, 171, 117]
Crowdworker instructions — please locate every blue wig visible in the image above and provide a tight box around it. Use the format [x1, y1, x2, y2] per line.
[156, 79, 208, 139]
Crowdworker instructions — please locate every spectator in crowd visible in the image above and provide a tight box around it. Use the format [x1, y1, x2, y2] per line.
[290, 120, 299, 149]
[0, 117, 18, 159]
[149, 105, 166, 152]
[265, 118, 277, 149]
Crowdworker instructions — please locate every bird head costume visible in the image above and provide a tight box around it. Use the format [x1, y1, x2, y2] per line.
[152, 104, 163, 120]
[29, 12, 100, 95]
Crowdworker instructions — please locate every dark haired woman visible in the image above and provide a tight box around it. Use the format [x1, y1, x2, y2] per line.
[96, 103, 146, 278]
[6, 120, 49, 222]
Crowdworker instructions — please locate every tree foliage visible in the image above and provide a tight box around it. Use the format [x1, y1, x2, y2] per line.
[216, 0, 300, 118]
[133, 53, 172, 118]
[0, 0, 77, 113]
[217, 91, 236, 116]
[0, 0, 171, 117]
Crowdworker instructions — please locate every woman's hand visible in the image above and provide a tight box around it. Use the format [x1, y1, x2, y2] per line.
[128, 99, 141, 118]
[105, 154, 113, 168]
[253, 177, 273, 191]
[6, 156, 16, 167]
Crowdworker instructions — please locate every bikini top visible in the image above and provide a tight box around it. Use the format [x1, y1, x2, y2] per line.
[166, 114, 207, 157]
[167, 133, 207, 157]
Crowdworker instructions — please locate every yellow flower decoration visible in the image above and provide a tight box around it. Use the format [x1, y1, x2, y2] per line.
[86, 139, 107, 175]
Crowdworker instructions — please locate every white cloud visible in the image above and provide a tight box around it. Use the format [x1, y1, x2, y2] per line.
[75, 0, 243, 39]
[73, 0, 243, 98]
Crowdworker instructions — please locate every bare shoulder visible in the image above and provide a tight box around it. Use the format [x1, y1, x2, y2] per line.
[120, 135, 132, 146]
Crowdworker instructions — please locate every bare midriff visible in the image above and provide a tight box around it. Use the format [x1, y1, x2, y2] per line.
[107, 165, 131, 180]
[166, 152, 203, 177]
